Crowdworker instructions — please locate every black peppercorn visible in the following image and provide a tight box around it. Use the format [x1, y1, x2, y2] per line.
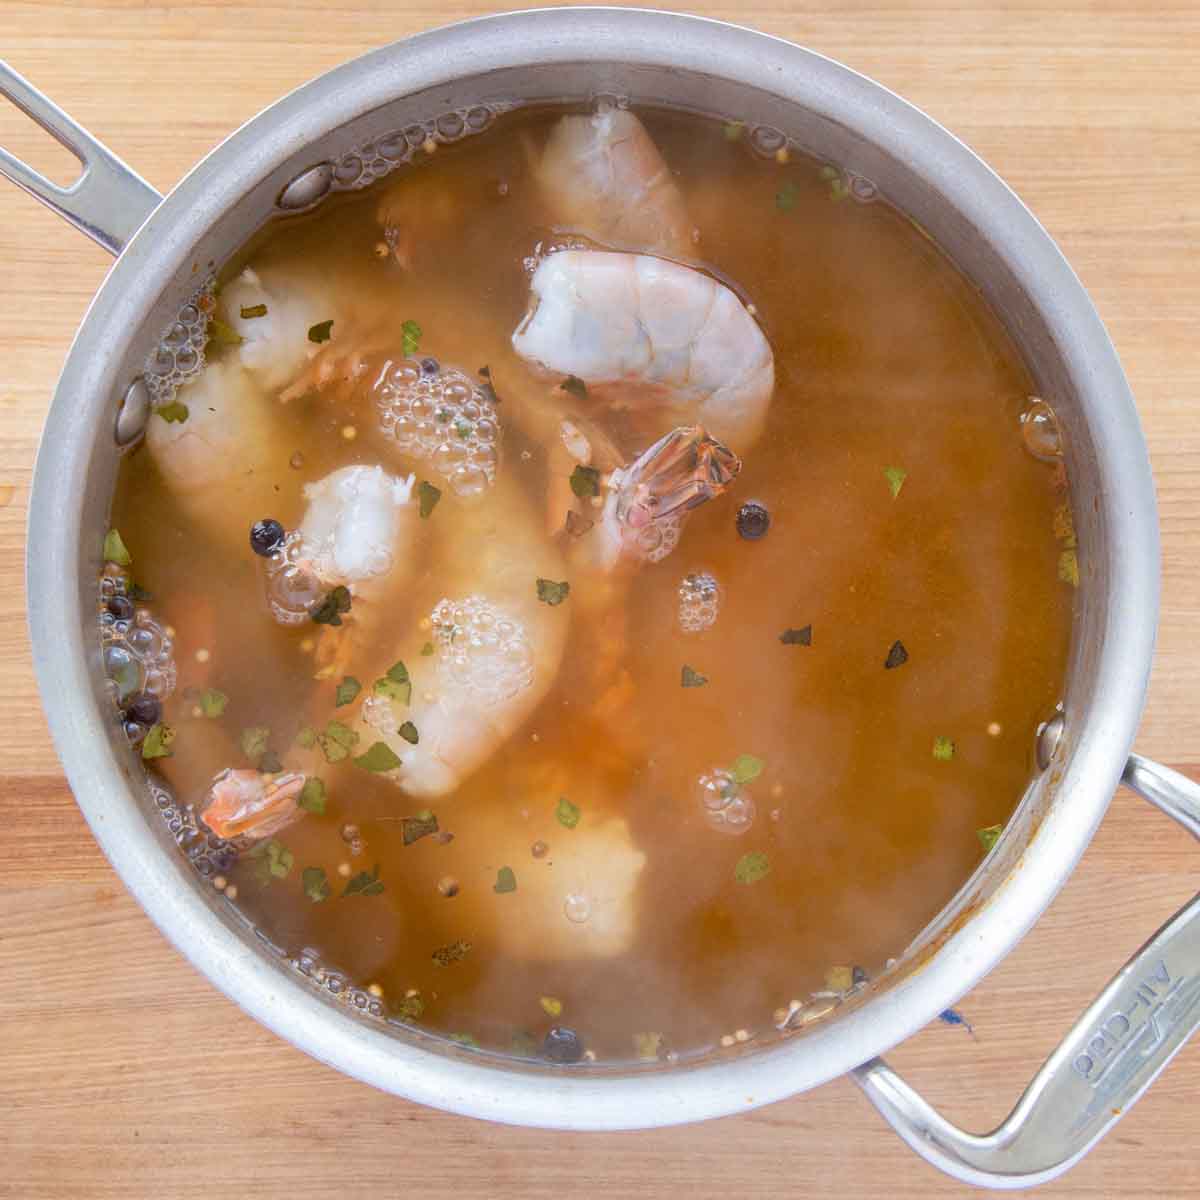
[249, 518, 286, 557]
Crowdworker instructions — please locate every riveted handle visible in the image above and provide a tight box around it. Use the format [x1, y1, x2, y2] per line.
[0, 59, 161, 256]
[852, 754, 1200, 1190]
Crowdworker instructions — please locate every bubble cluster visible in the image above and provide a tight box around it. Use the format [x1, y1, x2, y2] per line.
[697, 768, 756, 835]
[678, 571, 721, 633]
[262, 529, 324, 626]
[431, 595, 534, 707]
[375, 360, 500, 497]
[144, 283, 214, 406]
[361, 693, 400, 738]
[522, 236, 588, 275]
[151, 779, 238, 879]
[100, 578, 176, 704]
[628, 514, 682, 564]
[1020, 396, 1063, 461]
[292, 947, 386, 1018]
[330, 104, 505, 192]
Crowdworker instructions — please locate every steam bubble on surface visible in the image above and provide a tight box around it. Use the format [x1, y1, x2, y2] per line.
[100, 581, 176, 703]
[375, 360, 501, 497]
[431, 595, 534, 707]
[150, 779, 238, 879]
[362, 694, 399, 737]
[678, 571, 720, 633]
[263, 529, 324, 626]
[293, 947, 386, 1018]
[697, 767, 756, 835]
[563, 892, 592, 924]
[144, 283, 214, 406]
[1020, 396, 1063, 461]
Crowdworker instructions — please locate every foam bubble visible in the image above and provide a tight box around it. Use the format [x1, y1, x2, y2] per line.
[99, 584, 176, 702]
[678, 571, 720, 633]
[144, 283, 214, 406]
[431, 595, 534, 707]
[262, 529, 324, 626]
[697, 767, 756, 835]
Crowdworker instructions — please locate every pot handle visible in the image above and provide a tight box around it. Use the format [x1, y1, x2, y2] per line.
[0, 59, 160, 256]
[852, 754, 1200, 1189]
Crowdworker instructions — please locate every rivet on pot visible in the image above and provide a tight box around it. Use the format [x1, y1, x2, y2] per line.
[277, 163, 334, 211]
[115, 377, 151, 447]
[1035, 713, 1065, 771]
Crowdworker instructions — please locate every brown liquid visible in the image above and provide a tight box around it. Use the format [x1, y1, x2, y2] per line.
[110, 106, 1074, 1062]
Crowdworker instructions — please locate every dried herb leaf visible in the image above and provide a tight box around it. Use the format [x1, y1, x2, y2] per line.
[633, 1031, 663, 1060]
[401, 319, 422, 356]
[420, 641, 435, 657]
[155, 401, 189, 424]
[560, 375, 588, 400]
[198, 688, 228, 718]
[494, 866, 517, 893]
[932, 736, 956, 762]
[1053, 503, 1076, 547]
[780, 625, 812, 646]
[449, 1032, 479, 1049]
[977, 824, 1003, 852]
[1058, 548, 1080, 588]
[681, 665, 708, 688]
[307, 319, 334, 344]
[555, 796, 581, 829]
[829, 176, 849, 201]
[253, 838, 293, 883]
[723, 121, 744, 142]
[884, 465, 907, 499]
[258, 750, 283, 774]
[353, 741, 403, 772]
[735, 850, 771, 884]
[141, 722, 174, 760]
[240, 725, 270, 760]
[539, 996, 563, 1017]
[127, 581, 152, 602]
[342, 863, 384, 897]
[310, 585, 352, 626]
[776, 180, 799, 212]
[302, 866, 330, 902]
[417, 480, 442, 518]
[396, 993, 425, 1020]
[239, 303, 267, 319]
[730, 754, 764, 784]
[569, 464, 601, 498]
[103, 528, 132, 567]
[374, 676, 412, 705]
[397, 720, 419, 745]
[334, 676, 361, 707]
[564, 510, 594, 538]
[537, 578, 570, 606]
[296, 726, 317, 749]
[317, 719, 359, 763]
[298, 777, 326, 814]
[884, 640, 909, 670]
[401, 812, 439, 845]
[208, 318, 244, 346]
[825, 965, 854, 992]
[432, 939, 471, 967]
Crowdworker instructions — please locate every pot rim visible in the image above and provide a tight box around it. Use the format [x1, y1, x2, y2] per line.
[27, 6, 1159, 1129]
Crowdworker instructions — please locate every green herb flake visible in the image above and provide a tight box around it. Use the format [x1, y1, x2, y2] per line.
[310, 585, 352, 626]
[401, 812, 439, 845]
[307, 319, 334, 344]
[555, 795, 581, 829]
[536, 578, 570, 606]
[297, 776, 327, 815]
[494, 866, 517, 894]
[420, 641, 435, 657]
[254, 839, 294, 882]
[126, 581, 152, 602]
[342, 863, 384, 897]
[154, 400, 189, 424]
[735, 850, 771, 885]
[296, 726, 318, 749]
[432, 939, 471, 967]
[302, 866, 330, 902]
[417, 480, 442, 519]
[820, 165, 839, 181]
[240, 725, 270, 760]
[776, 180, 800, 212]
[334, 676, 362, 707]
[681, 665, 708, 688]
[397, 993, 425, 1021]
[208, 317, 244, 346]
[722, 121, 744, 142]
[398, 721, 419, 745]
[829, 176, 850, 202]
[1058, 548, 1080, 588]
[564, 510, 595, 538]
[1053, 503, 1077, 547]
[353, 741, 404, 773]
[977, 824, 1003, 852]
[401, 319, 422, 356]
[449, 1032, 480, 1049]
[198, 688, 228, 718]
[569, 464, 601, 499]
[633, 1031, 663, 1061]
[932, 736, 956, 762]
[884, 465, 907, 499]
[374, 675, 412, 705]
[884, 640, 909, 670]
[560, 375, 588, 400]
[103, 528, 132, 567]
[239, 303, 268, 319]
[141, 722, 175, 760]
[317, 719, 359, 763]
[539, 995, 563, 1017]
[259, 749, 283, 774]
[780, 625, 812, 646]
[730, 754, 765, 785]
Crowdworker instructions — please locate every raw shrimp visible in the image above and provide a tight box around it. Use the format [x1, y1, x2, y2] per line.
[513, 249, 774, 450]
[535, 107, 692, 257]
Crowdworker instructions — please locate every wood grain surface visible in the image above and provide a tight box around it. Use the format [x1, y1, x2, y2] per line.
[1, 3, 1198, 1196]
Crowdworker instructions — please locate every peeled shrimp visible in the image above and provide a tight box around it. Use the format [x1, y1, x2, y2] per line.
[199, 767, 307, 841]
[535, 108, 692, 258]
[513, 249, 774, 450]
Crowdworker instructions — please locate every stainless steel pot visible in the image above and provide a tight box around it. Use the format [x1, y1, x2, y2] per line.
[6, 8, 1198, 1189]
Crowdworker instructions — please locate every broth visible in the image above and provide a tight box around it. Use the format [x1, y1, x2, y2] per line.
[103, 103, 1074, 1064]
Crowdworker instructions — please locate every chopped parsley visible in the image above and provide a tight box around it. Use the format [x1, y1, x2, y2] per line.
[494, 866, 517, 894]
[932, 736, 956, 762]
[240, 725, 270, 761]
[239, 303, 268, 319]
[536, 578, 570, 606]
[432, 939, 471, 967]
[417, 480, 442, 518]
[317, 719, 359, 763]
[776, 180, 799, 212]
[208, 317, 244, 346]
[420, 641, 435, 657]
[154, 401, 189, 424]
[310, 585, 352, 626]
[555, 796, 581, 829]
[259, 750, 283, 774]
[373, 661, 411, 705]
[297, 777, 326, 814]
[884, 465, 907, 499]
[560, 375, 588, 400]
[296, 726, 317, 749]
[401, 319, 422, 356]
[103, 528, 132, 567]
[307, 319, 334, 343]
[884, 640, 909, 670]
[397, 720, 419, 745]
[539, 996, 563, 1017]
[342, 863, 384, 897]
[401, 812, 439, 845]
[302, 866, 330, 902]
[730, 754, 765, 785]
[681, 665, 708, 688]
[334, 676, 362, 707]
[977, 824, 1003, 852]
[353, 741, 403, 772]
[735, 850, 771, 885]
[198, 688, 228, 718]
[397, 993, 425, 1020]
[141, 722, 174, 760]
[252, 839, 293, 884]
[780, 625, 812, 646]
[569, 464, 601, 498]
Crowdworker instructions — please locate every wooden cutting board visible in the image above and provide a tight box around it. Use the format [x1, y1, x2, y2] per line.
[1, 3, 1197, 1197]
